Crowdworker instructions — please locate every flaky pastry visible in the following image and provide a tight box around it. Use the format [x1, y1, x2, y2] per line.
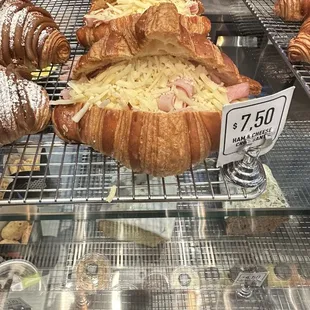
[77, 0, 207, 47]
[52, 3, 262, 177]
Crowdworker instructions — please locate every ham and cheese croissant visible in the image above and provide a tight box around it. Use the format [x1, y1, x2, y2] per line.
[0, 65, 51, 146]
[288, 16, 310, 62]
[77, 0, 207, 47]
[274, 0, 310, 21]
[52, 3, 261, 177]
[0, 0, 70, 70]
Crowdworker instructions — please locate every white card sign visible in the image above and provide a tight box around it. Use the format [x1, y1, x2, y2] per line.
[217, 87, 295, 167]
[233, 272, 269, 287]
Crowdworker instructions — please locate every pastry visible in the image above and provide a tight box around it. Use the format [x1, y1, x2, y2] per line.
[0, 0, 70, 70]
[274, 0, 310, 21]
[77, 0, 207, 47]
[288, 16, 310, 63]
[224, 165, 289, 235]
[0, 239, 20, 244]
[21, 224, 32, 244]
[98, 221, 167, 247]
[52, 3, 261, 177]
[1, 221, 29, 241]
[0, 65, 51, 146]
[75, 253, 111, 291]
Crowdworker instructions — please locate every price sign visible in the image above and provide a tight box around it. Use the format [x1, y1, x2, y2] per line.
[217, 87, 295, 167]
[233, 272, 268, 287]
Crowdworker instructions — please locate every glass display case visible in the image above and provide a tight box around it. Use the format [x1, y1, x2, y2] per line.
[1, 0, 310, 309]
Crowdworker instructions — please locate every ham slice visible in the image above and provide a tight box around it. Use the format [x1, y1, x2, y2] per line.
[209, 72, 222, 85]
[172, 78, 194, 97]
[84, 14, 106, 27]
[157, 92, 175, 112]
[190, 2, 199, 15]
[60, 88, 71, 100]
[227, 82, 250, 102]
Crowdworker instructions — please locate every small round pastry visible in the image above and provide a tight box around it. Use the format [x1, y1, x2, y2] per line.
[75, 253, 111, 291]
[297, 263, 310, 280]
[274, 263, 292, 281]
[171, 267, 200, 290]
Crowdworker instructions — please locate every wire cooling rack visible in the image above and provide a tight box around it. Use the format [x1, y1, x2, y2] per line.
[243, 0, 310, 98]
[0, 129, 266, 205]
[0, 0, 269, 205]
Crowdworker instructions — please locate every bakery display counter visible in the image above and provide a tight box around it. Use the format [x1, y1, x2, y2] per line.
[244, 0, 310, 99]
[1, 0, 310, 308]
[1, 217, 310, 309]
[0, 0, 309, 217]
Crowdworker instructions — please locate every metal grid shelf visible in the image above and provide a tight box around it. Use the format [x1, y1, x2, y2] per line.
[243, 0, 310, 98]
[2, 216, 310, 309]
[0, 0, 270, 206]
[0, 129, 265, 205]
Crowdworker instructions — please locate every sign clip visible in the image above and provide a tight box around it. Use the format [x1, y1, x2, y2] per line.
[222, 133, 273, 188]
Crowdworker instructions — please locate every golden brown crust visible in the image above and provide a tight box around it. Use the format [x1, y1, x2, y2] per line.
[0, 65, 51, 146]
[90, 0, 116, 12]
[77, 13, 210, 48]
[89, 0, 204, 14]
[288, 17, 310, 63]
[0, 0, 70, 70]
[240, 75, 262, 95]
[52, 104, 220, 177]
[73, 4, 224, 80]
[274, 0, 304, 21]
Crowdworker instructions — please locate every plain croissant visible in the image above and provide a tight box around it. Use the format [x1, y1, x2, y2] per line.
[77, 0, 206, 47]
[289, 16, 310, 63]
[0, 0, 70, 70]
[274, 0, 310, 21]
[0, 65, 50, 146]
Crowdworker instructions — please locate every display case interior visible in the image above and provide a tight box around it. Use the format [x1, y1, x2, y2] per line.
[1, 217, 310, 309]
[1, 0, 310, 309]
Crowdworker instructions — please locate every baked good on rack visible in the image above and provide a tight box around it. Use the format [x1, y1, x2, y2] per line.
[0, 0, 70, 70]
[0, 65, 51, 146]
[77, 0, 207, 47]
[52, 4, 262, 177]
[76, 253, 111, 291]
[288, 16, 310, 62]
[274, 0, 310, 21]
[224, 165, 289, 235]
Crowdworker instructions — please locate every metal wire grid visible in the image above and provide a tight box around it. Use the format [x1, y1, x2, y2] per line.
[0, 129, 266, 205]
[0, 0, 270, 205]
[0, 119, 308, 207]
[243, 0, 310, 98]
[264, 120, 310, 208]
[2, 217, 310, 309]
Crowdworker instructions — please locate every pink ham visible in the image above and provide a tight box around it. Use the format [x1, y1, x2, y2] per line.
[227, 82, 250, 102]
[172, 78, 194, 97]
[84, 9, 107, 27]
[209, 72, 222, 85]
[157, 92, 176, 112]
[190, 2, 199, 15]
[60, 88, 71, 100]
[84, 15, 98, 27]
[84, 14, 106, 27]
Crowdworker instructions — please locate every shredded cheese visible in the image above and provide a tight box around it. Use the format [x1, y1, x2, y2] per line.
[89, 0, 198, 22]
[106, 185, 117, 203]
[72, 100, 92, 123]
[57, 55, 229, 116]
